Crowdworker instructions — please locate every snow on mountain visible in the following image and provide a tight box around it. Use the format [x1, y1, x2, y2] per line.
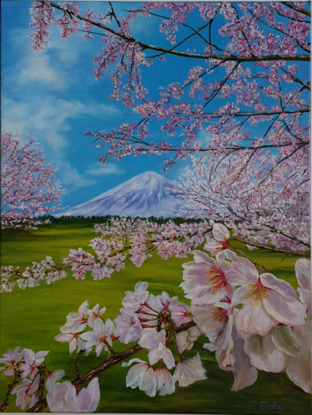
[58, 171, 185, 218]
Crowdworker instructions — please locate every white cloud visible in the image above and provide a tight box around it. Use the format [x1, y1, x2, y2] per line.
[19, 55, 64, 89]
[85, 163, 125, 176]
[55, 159, 96, 190]
[2, 96, 120, 149]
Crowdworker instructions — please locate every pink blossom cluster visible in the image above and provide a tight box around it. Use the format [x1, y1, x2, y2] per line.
[1, 131, 64, 229]
[0, 345, 100, 412]
[28, 2, 309, 176]
[172, 148, 309, 253]
[180, 223, 311, 392]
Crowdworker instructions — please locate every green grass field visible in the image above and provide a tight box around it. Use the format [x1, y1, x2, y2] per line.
[0, 223, 310, 414]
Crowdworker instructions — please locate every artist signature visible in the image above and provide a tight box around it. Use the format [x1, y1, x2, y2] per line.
[259, 401, 284, 411]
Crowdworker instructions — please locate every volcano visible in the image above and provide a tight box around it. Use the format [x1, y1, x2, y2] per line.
[59, 171, 184, 218]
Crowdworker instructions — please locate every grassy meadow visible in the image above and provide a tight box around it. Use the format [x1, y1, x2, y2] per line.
[0, 222, 310, 414]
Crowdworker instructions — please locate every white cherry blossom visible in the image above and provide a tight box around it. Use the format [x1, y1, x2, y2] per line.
[122, 358, 157, 397]
[87, 304, 106, 328]
[227, 257, 306, 336]
[80, 318, 115, 357]
[204, 223, 230, 255]
[295, 258, 311, 314]
[60, 301, 89, 334]
[155, 366, 175, 396]
[173, 353, 206, 387]
[139, 329, 175, 369]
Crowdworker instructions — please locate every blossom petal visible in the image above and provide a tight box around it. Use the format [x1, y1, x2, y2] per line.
[235, 303, 278, 336]
[295, 259, 311, 292]
[262, 291, 306, 327]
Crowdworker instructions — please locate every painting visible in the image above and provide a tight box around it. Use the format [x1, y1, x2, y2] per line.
[1, 1, 311, 414]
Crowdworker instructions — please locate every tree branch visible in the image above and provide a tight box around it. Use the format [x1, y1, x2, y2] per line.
[48, 2, 310, 62]
[282, 2, 311, 17]
[27, 320, 196, 413]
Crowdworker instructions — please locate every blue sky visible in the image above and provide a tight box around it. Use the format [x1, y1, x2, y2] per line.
[1, 1, 309, 212]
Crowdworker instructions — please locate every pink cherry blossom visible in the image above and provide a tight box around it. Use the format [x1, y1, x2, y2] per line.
[114, 308, 143, 344]
[122, 358, 157, 397]
[12, 374, 40, 410]
[1, 131, 63, 229]
[204, 223, 231, 255]
[46, 377, 100, 412]
[0, 346, 23, 376]
[181, 250, 235, 305]
[20, 349, 49, 379]
[227, 257, 307, 336]
[122, 281, 149, 310]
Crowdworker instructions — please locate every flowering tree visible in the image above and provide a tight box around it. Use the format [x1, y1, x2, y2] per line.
[26, 0, 310, 251]
[1, 131, 64, 229]
[0, 1, 310, 413]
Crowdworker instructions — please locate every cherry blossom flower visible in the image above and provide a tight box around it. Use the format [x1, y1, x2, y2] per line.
[54, 333, 84, 354]
[283, 318, 311, 393]
[46, 369, 66, 392]
[204, 223, 231, 255]
[295, 258, 311, 314]
[114, 308, 143, 344]
[155, 366, 175, 396]
[122, 358, 157, 397]
[122, 281, 149, 310]
[60, 301, 89, 333]
[173, 353, 206, 387]
[47, 377, 100, 412]
[139, 329, 175, 369]
[20, 349, 49, 379]
[176, 326, 201, 353]
[12, 374, 40, 410]
[209, 322, 258, 392]
[80, 318, 115, 356]
[87, 304, 106, 328]
[181, 250, 235, 305]
[227, 257, 306, 336]
[0, 346, 23, 376]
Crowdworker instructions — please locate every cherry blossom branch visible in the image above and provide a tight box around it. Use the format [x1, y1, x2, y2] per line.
[282, 2, 311, 17]
[26, 320, 196, 413]
[230, 238, 310, 258]
[45, 2, 309, 62]
[0, 364, 22, 412]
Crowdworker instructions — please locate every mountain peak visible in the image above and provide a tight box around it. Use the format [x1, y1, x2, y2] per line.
[58, 171, 184, 218]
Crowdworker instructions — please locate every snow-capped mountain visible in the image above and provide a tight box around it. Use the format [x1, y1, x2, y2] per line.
[58, 171, 184, 218]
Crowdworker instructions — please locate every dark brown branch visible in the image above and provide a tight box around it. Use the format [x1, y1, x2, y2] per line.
[75, 349, 85, 378]
[48, 2, 310, 62]
[231, 237, 310, 257]
[282, 2, 311, 17]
